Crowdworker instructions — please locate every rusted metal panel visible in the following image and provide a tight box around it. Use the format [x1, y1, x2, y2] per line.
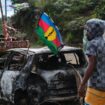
[0, 40, 29, 51]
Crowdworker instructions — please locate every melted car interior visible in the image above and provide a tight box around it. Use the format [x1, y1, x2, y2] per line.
[37, 51, 86, 70]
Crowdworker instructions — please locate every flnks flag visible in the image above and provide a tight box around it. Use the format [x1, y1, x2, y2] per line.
[35, 12, 63, 54]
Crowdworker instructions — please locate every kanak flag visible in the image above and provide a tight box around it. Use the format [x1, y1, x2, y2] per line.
[35, 12, 63, 54]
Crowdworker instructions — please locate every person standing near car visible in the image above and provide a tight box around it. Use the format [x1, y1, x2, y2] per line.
[78, 18, 105, 105]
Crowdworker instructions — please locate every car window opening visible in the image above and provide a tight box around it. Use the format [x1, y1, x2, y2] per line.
[8, 53, 25, 70]
[37, 54, 66, 70]
[0, 52, 10, 69]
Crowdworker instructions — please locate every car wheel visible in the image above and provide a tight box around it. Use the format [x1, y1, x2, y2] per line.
[14, 90, 29, 105]
[16, 97, 28, 105]
[40, 101, 60, 105]
[59, 99, 81, 105]
[0, 100, 13, 105]
[27, 74, 47, 104]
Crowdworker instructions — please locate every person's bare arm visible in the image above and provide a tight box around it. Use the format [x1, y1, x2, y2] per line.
[78, 55, 96, 97]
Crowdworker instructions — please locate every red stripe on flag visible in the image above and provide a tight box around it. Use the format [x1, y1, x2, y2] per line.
[39, 19, 49, 32]
[53, 37, 61, 47]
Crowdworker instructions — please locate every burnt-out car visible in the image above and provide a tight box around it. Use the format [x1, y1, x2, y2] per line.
[0, 46, 87, 105]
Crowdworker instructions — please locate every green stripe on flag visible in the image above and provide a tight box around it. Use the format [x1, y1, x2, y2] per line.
[35, 26, 58, 54]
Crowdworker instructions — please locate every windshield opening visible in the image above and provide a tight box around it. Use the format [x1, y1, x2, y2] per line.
[37, 53, 66, 70]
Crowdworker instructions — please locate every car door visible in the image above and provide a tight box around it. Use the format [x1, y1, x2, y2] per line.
[0, 51, 25, 101]
[64, 50, 87, 76]
[0, 51, 10, 78]
[0, 51, 11, 98]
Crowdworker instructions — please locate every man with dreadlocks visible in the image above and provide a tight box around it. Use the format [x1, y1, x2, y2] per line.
[78, 19, 105, 105]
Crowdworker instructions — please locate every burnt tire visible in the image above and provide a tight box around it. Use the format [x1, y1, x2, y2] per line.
[59, 99, 81, 105]
[0, 100, 13, 105]
[27, 73, 47, 104]
[14, 90, 29, 105]
[40, 101, 60, 105]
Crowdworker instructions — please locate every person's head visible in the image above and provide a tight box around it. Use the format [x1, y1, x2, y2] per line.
[84, 18, 105, 41]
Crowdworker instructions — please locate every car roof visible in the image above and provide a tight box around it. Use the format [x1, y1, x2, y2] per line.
[7, 46, 82, 55]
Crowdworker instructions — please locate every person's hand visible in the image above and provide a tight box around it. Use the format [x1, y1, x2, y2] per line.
[78, 83, 86, 97]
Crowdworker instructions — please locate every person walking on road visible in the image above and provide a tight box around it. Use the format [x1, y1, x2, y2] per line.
[78, 18, 105, 105]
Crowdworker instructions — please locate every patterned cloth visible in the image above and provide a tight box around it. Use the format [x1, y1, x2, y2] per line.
[83, 19, 105, 52]
[84, 19, 105, 90]
[84, 18, 105, 41]
[86, 37, 105, 89]
[85, 87, 105, 105]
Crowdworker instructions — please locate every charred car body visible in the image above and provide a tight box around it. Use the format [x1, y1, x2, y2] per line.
[0, 46, 87, 105]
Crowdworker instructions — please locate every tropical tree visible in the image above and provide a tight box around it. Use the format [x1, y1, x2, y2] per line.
[11, 0, 27, 4]
[11, 0, 44, 43]
[10, 0, 105, 45]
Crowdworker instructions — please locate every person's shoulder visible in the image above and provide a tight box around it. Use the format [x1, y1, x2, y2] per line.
[89, 37, 102, 45]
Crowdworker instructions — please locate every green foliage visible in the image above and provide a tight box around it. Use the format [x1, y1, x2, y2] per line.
[10, 0, 105, 45]
[95, 0, 105, 19]
[28, 0, 47, 7]
[11, 0, 27, 4]
[11, 6, 35, 39]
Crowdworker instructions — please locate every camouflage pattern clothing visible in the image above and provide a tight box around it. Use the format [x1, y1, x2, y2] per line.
[84, 19, 105, 90]
[86, 37, 105, 90]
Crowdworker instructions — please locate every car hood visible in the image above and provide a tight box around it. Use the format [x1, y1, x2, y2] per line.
[37, 69, 75, 84]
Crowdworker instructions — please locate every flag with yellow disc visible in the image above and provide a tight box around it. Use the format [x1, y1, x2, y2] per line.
[35, 12, 63, 54]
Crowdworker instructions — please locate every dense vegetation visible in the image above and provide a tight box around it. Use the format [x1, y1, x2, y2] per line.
[2, 0, 105, 46]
